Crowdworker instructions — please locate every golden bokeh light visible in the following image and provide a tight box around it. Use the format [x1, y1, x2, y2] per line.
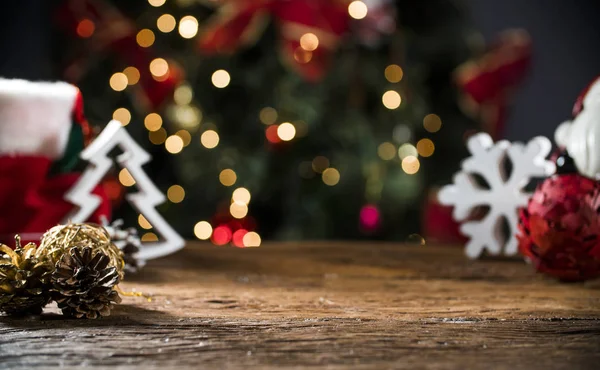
[118, 168, 136, 187]
[201, 130, 220, 149]
[382, 90, 401, 109]
[167, 184, 185, 203]
[402, 155, 420, 174]
[141, 232, 159, 242]
[179, 15, 199, 39]
[194, 221, 213, 240]
[136, 29, 155, 48]
[165, 135, 184, 154]
[148, 0, 166, 7]
[138, 214, 152, 230]
[398, 143, 418, 159]
[293, 47, 312, 64]
[259, 107, 278, 125]
[348, 1, 368, 19]
[384, 64, 403, 83]
[149, 128, 167, 145]
[243, 232, 261, 247]
[113, 108, 131, 126]
[322, 168, 341, 186]
[423, 113, 442, 133]
[377, 142, 396, 161]
[174, 84, 193, 105]
[312, 156, 330, 173]
[229, 202, 248, 219]
[176, 130, 192, 147]
[123, 66, 140, 85]
[211, 69, 230, 88]
[300, 33, 319, 51]
[232, 187, 251, 205]
[149, 58, 169, 77]
[109, 73, 128, 91]
[417, 138, 435, 157]
[144, 113, 163, 132]
[277, 122, 296, 141]
[219, 169, 237, 186]
[157, 14, 176, 33]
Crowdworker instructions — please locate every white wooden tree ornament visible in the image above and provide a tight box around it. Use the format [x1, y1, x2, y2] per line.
[438, 133, 555, 259]
[64, 120, 185, 261]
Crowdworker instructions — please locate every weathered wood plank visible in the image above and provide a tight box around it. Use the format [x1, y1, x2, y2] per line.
[1, 242, 600, 369]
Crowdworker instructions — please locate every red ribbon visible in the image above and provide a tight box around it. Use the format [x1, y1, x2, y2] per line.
[455, 29, 532, 139]
[199, 0, 350, 82]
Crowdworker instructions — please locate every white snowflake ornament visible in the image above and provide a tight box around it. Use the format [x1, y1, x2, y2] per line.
[438, 133, 555, 259]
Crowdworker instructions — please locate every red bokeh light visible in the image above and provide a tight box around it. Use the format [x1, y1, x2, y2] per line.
[232, 229, 248, 248]
[212, 225, 232, 246]
[266, 125, 281, 144]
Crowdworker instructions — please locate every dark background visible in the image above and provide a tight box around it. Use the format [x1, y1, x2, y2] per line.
[1, 0, 599, 141]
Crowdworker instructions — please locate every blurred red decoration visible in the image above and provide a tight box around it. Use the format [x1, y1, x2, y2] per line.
[57, 0, 182, 110]
[199, 0, 349, 82]
[518, 174, 600, 281]
[455, 29, 532, 139]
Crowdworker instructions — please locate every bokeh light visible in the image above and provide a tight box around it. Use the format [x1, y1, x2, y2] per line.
[382, 90, 401, 109]
[118, 168, 136, 187]
[150, 58, 169, 77]
[232, 229, 248, 248]
[138, 214, 152, 230]
[179, 15, 198, 39]
[322, 168, 340, 186]
[402, 155, 420, 174]
[348, 1, 368, 19]
[201, 130, 220, 149]
[136, 29, 155, 47]
[212, 225, 232, 245]
[219, 169, 237, 186]
[277, 122, 296, 141]
[157, 14, 176, 33]
[211, 69, 230, 88]
[123, 66, 140, 85]
[176, 130, 192, 147]
[230, 202, 248, 219]
[109, 73, 128, 91]
[232, 187, 251, 205]
[165, 135, 184, 154]
[300, 33, 319, 51]
[423, 113, 442, 133]
[377, 142, 396, 161]
[141, 232, 159, 242]
[360, 204, 381, 230]
[259, 107, 278, 125]
[113, 108, 131, 126]
[144, 113, 163, 131]
[312, 156, 330, 173]
[265, 125, 281, 143]
[167, 185, 185, 203]
[194, 221, 213, 240]
[174, 84, 193, 105]
[149, 128, 168, 145]
[148, 0, 166, 7]
[243, 232, 261, 247]
[76, 19, 95, 38]
[293, 47, 312, 64]
[385, 64, 403, 83]
[398, 143, 418, 159]
[417, 138, 435, 157]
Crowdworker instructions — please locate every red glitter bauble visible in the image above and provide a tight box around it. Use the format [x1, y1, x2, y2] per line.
[518, 173, 600, 281]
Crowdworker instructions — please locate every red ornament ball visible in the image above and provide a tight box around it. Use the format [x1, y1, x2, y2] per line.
[518, 173, 600, 281]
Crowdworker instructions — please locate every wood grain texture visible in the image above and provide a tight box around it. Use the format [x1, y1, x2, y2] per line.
[1, 242, 600, 369]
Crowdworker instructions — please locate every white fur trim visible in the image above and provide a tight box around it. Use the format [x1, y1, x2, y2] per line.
[0, 78, 78, 159]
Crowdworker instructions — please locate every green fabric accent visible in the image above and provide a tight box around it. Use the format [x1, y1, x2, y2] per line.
[49, 124, 84, 175]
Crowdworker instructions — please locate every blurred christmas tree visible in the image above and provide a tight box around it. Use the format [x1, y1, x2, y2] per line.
[57, 0, 491, 245]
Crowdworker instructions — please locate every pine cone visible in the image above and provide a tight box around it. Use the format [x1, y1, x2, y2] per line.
[103, 219, 145, 274]
[0, 237, 52, 315]
[51, 246, 122, 319]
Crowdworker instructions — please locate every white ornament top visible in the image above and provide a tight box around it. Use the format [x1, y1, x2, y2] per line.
[555, 77, 600, 179]
[0, 78, 78, 159]
[438, 133, 555, 259]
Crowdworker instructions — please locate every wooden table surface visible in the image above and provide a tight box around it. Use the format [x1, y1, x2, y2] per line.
[1, 242, 600, 369]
